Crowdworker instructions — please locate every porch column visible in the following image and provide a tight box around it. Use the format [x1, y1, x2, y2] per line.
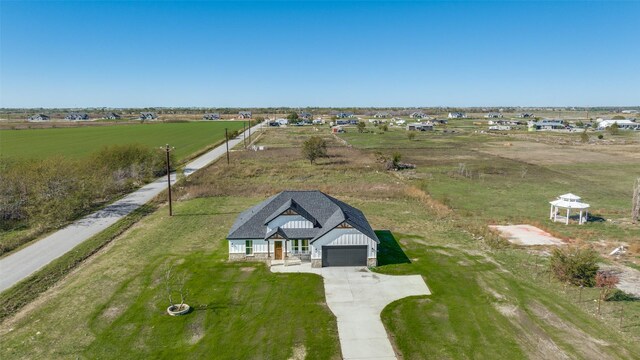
[267, 239, 270, 258]
[550, 204, 554, 220]
[579, 210, 583, 225]
[566, 208, 570, 225]
[585, 210, 588, 223]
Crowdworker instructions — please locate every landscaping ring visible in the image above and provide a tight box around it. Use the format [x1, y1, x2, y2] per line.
[167, 304, 190, 316]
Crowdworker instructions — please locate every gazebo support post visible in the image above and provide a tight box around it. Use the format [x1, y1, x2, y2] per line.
[550, 205, 554, 220]
[566, 208, 570, 225]
[579, 210, 583, 225]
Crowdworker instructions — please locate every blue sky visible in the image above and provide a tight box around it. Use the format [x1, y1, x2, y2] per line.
[1, 1, 638, 108]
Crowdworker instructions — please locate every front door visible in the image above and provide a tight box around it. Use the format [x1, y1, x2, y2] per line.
[274, 241, 283, 260]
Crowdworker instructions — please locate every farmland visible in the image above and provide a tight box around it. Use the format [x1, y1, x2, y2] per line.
[0, 121, 246, 162]
[1, 125, 639, 359]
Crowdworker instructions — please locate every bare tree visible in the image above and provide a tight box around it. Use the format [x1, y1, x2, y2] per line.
[595, 271, 619, 315]
[632, 177, 640, 224]
[165, 265, 188, 311]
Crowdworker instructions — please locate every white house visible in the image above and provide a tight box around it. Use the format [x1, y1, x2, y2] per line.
[597, 119, 640, 131]
[227, 190, 379, 267]
[448, 112, 466, 119]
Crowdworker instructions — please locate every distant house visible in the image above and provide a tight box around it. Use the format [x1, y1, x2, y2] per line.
[276, 118, 289, 126]
[298, 112, 313, 120]
[447, 112, 466, 119]
[238, 111, 252, 119]
[518, 113, 535, 118]
[489, 125, 511, 131]
[335, 112, 354, 119]
[406, 122, 434, 131]
[528, 119, 566, 131]
[28, 114, 49, 122]
[103, 112, 120, 120]
[65, 112, 89, 121]
[335, 119, 350, 125]
[203, 113, 220, 120]
[410, 111, 429, 119]
[140, 112, 157, 120]
[621, 110, 639, 114]
[312, 118, 325, 125]
[597, 119, 640, 131]
[373, 112, 389, 118]
[484, 112, 503, 118]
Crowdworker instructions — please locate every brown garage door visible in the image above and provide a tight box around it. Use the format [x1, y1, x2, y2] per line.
[322, 245, 367, 267]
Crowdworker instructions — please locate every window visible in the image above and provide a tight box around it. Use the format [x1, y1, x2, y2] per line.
[301, 240, 309, 253]
[292, 240, 299, 253]
[245, 240, 253, 255]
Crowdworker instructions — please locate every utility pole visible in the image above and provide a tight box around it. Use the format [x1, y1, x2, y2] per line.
[225, 128, 230, 165]
[243, 121, 246, 148]
[162, 144, 175, 216]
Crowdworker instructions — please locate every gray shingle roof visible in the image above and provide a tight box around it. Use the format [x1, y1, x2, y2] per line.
[227, 190, 379, 243]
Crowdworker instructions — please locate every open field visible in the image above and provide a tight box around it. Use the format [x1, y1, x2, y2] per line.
[340, 125, 640, 247]
[0, 121, 246, 161]
[1, 126, 638, 359]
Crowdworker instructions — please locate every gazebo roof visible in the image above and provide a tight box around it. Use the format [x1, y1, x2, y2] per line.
[550, 199, 590, 209]
[559, 193, 581, 201]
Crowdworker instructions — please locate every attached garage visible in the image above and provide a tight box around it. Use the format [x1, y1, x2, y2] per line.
[322, 245, 368, 267]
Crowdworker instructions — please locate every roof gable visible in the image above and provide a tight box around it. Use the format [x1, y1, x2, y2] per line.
[227, 190, 378, 243]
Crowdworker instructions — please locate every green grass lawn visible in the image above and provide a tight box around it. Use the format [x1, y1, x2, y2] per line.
[0, 121, 246, 161]
[0, 197, 340, 360]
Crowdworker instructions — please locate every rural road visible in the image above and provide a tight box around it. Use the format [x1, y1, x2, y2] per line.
[0, 122, 265, 292]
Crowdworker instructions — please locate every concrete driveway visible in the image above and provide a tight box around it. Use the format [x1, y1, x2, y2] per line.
[271, 264, 430, 360]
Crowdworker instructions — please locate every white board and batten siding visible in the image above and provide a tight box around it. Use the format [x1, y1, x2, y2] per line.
[266, 215, 313, 232]
[310, 228, 377, 260]
[229, 239, 270, 254]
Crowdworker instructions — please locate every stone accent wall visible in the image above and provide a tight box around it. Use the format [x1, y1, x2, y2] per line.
[311, 259, 322, 268]
[367, 258, 377, 267]
[228, 253, 269, 261]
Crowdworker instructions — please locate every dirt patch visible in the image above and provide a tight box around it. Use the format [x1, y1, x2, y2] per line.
[101, 306, 123, 321]
[287, 344, 307, 360]
[494, 302, 570, 360]
[477, 277, 506, 300]
[240, 266, 256, 272]
[598, 264, 640, 298]
[529, 301, 616, 360]
[490, 225, 565, 246]
[187, 312, 205, 345]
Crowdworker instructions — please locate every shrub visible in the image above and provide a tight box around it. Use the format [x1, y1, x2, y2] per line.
[407, 132, 416, 140]
[381, 124, 389, 132]
[549, 246, 599, 287]
[598, 134, 604, 139]
[612, 115, 625, 120]
[301, 136, 327, 164]
[580, 130, 589, 143]
[357, 121, 366, 133]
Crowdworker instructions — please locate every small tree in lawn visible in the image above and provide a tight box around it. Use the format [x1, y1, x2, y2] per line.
[407, 132, 416, 141]
[302, 136, 327, 164]
[164, 265, 189, 314]
[595, 271, 619, 315]
[357, 121, 366, 133]
[607, 123, 619, 135]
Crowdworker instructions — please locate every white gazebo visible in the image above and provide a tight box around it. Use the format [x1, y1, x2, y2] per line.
[549, 193, 590, 225]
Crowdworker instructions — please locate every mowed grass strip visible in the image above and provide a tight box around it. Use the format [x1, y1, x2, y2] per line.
[0, 121, 246, 161]
[0, 197, 340, 360]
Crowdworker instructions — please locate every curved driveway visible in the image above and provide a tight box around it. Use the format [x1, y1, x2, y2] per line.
[0, 122, 264, 292]
[271, 264, 430, 360]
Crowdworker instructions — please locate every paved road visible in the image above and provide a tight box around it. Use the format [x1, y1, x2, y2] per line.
[0, 122, 264, 292]
[272, 264, 430, 360]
